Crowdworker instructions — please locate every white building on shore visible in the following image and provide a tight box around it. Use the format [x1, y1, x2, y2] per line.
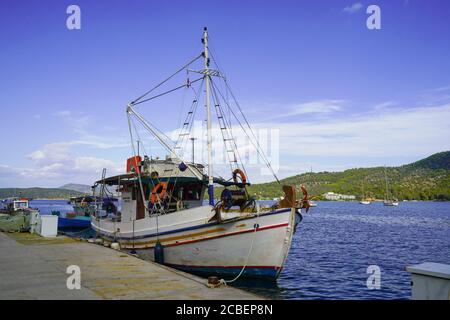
[323, 192, 356, 201]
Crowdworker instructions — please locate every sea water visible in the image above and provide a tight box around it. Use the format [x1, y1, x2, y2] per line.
[235, 200, 450, 299]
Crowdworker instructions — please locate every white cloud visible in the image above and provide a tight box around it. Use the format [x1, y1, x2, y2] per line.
[263, 100, 344, 121]
[373, 101, 397, 111]
[73, 156, 120, 174]
[16, 141, 123, 184]
[27, 142, 73, 166]
[54, 109, 129, 149]
[427, 85, 450, 93]
[269, 103, 450, 158]
[343, 3, 363, 14]
[290, 100, 343, 115]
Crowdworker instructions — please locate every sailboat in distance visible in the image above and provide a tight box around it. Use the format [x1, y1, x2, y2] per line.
[383, 168, 399, 206]
[91, 28, 308, 280]
[359, 177, 371, 205]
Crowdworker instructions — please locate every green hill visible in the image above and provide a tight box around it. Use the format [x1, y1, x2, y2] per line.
[246, 151, 450, 201]
[59, 183, 92, 194]
[0, 188, 85, 199]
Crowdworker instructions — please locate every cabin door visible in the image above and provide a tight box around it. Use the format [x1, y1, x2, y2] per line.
[136, 186, 146, 220]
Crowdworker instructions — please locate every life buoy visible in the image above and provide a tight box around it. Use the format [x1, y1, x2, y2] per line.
[150, 182, 168, 204]
[232, 168, 247, 185]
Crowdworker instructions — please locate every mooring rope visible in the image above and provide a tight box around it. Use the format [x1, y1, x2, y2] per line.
[220, 211, 260, 284]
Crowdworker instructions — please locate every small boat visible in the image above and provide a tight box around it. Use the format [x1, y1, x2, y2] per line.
[0, 198, 30, 214]
[309, 200, 318, 207]
[383, 168, 398, 207]
[71, 196, 118, 217]
[57, 213, 92, 229]
[0, 198, 37, 232]
[55, 196, 119, 229]
[359, 177, 371, 205]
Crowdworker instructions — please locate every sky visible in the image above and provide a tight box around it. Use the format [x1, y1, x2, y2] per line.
[1, 0, 450, 187]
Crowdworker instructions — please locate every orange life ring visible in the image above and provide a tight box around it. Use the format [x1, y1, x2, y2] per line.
[232, 168, 247, 185]
[150, 182, 168, 204]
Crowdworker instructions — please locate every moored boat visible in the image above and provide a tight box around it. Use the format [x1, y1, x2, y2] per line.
[383, 168, 398, 207]
[383, 200, 399, 206]
[91, 28, 309, 280]
[56, 196, 118, 230]
[57, 214, 91, 229]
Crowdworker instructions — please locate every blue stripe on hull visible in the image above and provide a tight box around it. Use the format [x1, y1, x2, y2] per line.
[96, 208, 292, 241]
[165, 264, 280, 280]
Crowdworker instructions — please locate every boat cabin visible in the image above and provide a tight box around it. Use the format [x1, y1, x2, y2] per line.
[94, 156, 251, 222]
[13, 199, 29, 211]
[95, 156, 207, 222]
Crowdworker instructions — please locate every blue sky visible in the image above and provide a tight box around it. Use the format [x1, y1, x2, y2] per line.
[1, 0, 450, 187]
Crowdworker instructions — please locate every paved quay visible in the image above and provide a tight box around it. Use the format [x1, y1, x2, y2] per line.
[0, 232, 262, 300]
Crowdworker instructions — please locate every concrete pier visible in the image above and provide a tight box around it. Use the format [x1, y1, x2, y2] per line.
[0, 232, 262, 300]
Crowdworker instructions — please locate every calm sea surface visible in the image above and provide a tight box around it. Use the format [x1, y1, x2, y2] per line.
[30, 199, 450, 300]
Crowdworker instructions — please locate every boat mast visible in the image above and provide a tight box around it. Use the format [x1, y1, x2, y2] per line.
[384, 168, 389, 201]
[203, 27, 214, 205]
[361, 178, 365, 200]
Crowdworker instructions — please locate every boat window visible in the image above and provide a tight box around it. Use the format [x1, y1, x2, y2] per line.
[182, 184, 203, 201]
[150, 171, 159, 179]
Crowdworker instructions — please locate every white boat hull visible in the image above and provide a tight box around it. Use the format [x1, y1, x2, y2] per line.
[91, 206, 299, 279]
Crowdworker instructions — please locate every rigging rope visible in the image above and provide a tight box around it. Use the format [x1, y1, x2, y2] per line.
[210, 80, 280, 183]
[129, 113, 168, 216]
[132, 77, 203, 106]
[210, 79, 248, 181]
[131, 53, 203, 105]
[207, 46, 280, 183]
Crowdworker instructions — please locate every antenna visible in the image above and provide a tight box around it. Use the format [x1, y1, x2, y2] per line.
[190, 137, 197, 164]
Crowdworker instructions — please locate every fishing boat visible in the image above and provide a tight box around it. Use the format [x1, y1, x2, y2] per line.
[0, 198, 37, 232]
[91, 28, 309, 280]
[0, 198, 30, 213]
[383, 168, 398, 206]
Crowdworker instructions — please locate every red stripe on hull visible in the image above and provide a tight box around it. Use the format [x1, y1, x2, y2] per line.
[164, 222, 289, 248]
[166, 263, 281, 270]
